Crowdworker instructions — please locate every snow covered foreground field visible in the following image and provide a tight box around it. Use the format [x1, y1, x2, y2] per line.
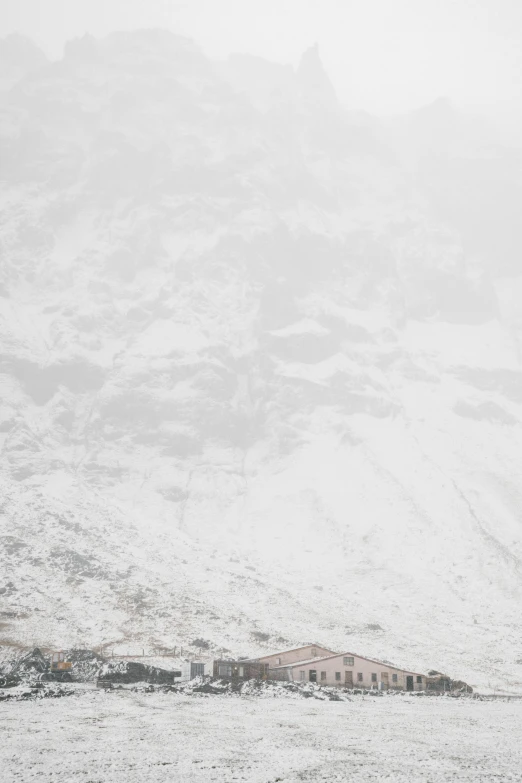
[1, 691, 520, 782]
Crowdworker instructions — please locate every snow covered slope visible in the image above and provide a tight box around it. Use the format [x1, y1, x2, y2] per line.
[0, 30, 521, 692]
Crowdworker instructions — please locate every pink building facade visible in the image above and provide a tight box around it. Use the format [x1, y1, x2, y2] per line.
[256, 644, 337, 671]
[273, 651, 426, 691]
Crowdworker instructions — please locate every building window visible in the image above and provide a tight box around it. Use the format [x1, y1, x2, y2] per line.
[300, 671, 305, 681]
[392, 674, 398, 683]
[239, 666, 244, 677]
[371, 673, 377, 683]
[321, 671, 326, 681]
[357, 672, 363, 682]
[335, 672, 341, 681]
[218, 665, 232, 677]
[311, 648, 317, 657]
[343, 657, 354, 666]
[276, 658, 281, 665]
[416, 676, 422, 684]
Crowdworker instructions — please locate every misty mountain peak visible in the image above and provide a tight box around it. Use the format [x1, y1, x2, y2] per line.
[0, 33, 48, 72]
[415, 95, 456, 121]
[103, 28, 202, 57]
[296, 43, 338, 110]
[63, 34, 102, 64]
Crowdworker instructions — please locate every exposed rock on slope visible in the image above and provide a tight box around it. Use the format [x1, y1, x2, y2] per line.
[297, 43, 339, 111]
[0, 29, 521, 692]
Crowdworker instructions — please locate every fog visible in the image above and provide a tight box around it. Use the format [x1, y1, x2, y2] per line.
[1, 2, 522, 777]
[2, 0, 522, 113]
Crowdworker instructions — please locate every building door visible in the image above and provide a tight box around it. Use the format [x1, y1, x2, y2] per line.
[381, 672, 389, 689]
[190, 663, 205, 678]
[309, 670, 317, 682]
[345, 671, 353, 687]
[406, 676, 414, 691]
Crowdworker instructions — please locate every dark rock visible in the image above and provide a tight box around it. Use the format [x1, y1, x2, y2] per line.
[0, 674, 21, 688]
[251, 631, 270, 642]
[98, 660, 180, 685]
[191, 638, 211, 650]
[11, 647, 48, 677]
[63, 649, 105, 681]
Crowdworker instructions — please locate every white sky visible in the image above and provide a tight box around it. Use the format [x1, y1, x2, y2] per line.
[1, 0, 522, 112]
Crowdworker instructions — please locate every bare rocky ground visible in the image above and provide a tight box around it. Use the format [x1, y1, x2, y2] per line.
[1, 688, 520, 782]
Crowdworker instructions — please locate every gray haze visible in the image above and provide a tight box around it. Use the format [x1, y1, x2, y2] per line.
[2, 0, 522, 112]
[0, 4, 522, 700]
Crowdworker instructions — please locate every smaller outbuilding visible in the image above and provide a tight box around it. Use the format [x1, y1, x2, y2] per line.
[176, 661, 211, 682]
[212, 659, 262, 680]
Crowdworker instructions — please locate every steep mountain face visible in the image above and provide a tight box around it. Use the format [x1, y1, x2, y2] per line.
[0, 30, 521, 691]
[0, 33, 48, 90]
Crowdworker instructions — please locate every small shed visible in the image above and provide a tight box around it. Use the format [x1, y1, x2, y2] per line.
[176, 661, 211, 682]
[212, 659, 262, 680]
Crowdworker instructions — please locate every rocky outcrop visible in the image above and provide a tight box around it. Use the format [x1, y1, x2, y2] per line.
[0, 29, 521, 694]
[296, 43, 339, 111]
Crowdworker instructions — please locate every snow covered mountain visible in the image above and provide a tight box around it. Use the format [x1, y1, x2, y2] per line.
[0, 29, 521, 692]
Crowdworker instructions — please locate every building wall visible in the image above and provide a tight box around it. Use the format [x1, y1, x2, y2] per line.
[176, 661, 211, 682]
[257, 645, 335, 668]
[278, 654, 426, 690]
[213, 660, 260, 679]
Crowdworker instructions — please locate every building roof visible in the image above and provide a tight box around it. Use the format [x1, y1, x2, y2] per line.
[272, 650, 425, 677]
[250, 643, 338, 663]
[271, 655, 331, 666]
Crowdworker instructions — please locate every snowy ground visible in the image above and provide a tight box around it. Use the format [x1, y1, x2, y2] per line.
[1, 689, 521, 782]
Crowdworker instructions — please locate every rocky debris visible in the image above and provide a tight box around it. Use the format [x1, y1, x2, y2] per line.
[138, 678, 483, 700]
[98, 660, 181, 685]
[63, 648, 105, 682]
[0, 647, 181, 688]
[0, 683, 75, 702]
[0, 647, 107, 686]
[241, 680, 349, 701]
[10, 647, 48, 679]
[426, 673, 473, 693]
[0, 674, 21, 688]
[126, 677, 352, 701]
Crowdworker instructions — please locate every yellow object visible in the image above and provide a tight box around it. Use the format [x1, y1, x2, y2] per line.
[50, 652, 72, 671]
